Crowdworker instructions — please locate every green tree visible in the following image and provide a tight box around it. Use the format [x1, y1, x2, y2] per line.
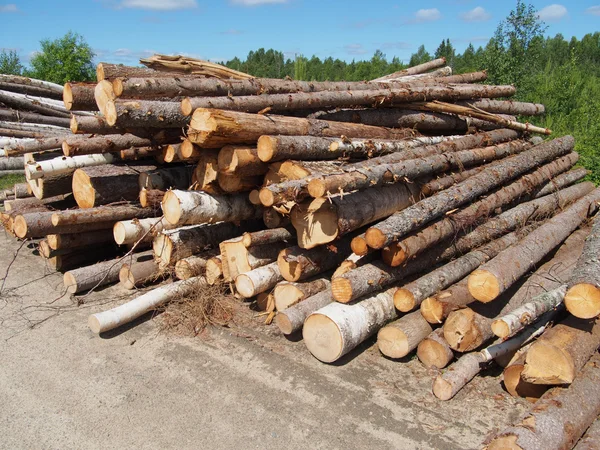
[409, 45, 432, 67]
[0, 49, 24, 75]
[435, 39, 455, 68]
[29, 31, 95, 84]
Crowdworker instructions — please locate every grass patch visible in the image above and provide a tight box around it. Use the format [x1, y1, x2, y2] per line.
[0, 174, 26, 191]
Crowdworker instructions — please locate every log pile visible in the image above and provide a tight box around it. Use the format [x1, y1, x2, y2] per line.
[3, 56, 600, 448]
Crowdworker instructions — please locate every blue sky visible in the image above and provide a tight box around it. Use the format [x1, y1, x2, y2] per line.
[0, 1, 598, 66]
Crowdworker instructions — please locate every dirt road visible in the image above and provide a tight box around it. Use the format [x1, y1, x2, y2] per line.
[0, 234, 528, 449]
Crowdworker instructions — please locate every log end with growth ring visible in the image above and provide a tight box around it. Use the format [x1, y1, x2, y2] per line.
[420, 296, 444, 324]
[161, 190, 183, 225]
[258, 188, 276, 207]
[302, 313, 344, 363]
[152, 234, 172, 267]
[364, 227, 387, 250]
[467, 269, 500, 303]
[307, 179, 328, 199]
[381, 243, 408, 267]
[277, 250, 302, 282]
[393, 288, 416, 312]
[256, 136, 277, 162]
[181, 98, 193, 116]
[417, 337, 453, 369]
[522, 341, 576, 384]
[12, 215, 28, 239]
[119, 264, 136, 290]
[72, 168, 96, 209]
[104, 101, 119, 127]
[377, 327, 410, 359]
[330, 277, 353, 303]
[491, 319, 511, 339]
[63, 83, 75, 110]
[234, 274, 257, 298]
[274, 313, 294, 335]
[350, 236, 369, 256]
[248, 190, 261, 205]
[432, 377, 454, 401]
[180, 140, 197, 159]
[274, 284, 303, 311]
[564, 283, 600, 319]
[443, 308, 479, 352]
[63, 272, 79, 294]
[113, 222, 128, 245]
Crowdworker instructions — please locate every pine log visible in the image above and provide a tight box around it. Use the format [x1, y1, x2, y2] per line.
[119, 146, 160, 161]
[88, 277, 205, 334]
[565, 214, 600, 319]
[174, 251, 216, 280]
[486, 353, 600, 450]
[0, 74, 62, 96]
[0, 120, 69, 135]
[12, 211, 111, 238]
[235, 262, 282, 298]
[263, 208, 289, 229]
[417, 328, 454, 369]
[47, 247, 120, 272]
[139, 188, 164, 209]
[69, 115, 114, 134]
[12, 182, 31, 198]
[190, 148, 220, 194]
[217, 146, 267, 176]
[241, 228, 293, 247]
[26, 154, 115, 180]
[503, 353, 549, 401]
[0, 90, 71, 118]
[38, 239, 68, 259]
[468, 189, 600, 303]
[27, 171, 72, 200]
[534, 167, 589, 198]
[96, 63, 185, 81]
[72, 164, 157, 208]
[52, 204, 155, 227]
[377, 311, 433, 359]
[47, 229, 114, 250]
[63, 250, 153, 294]
[0, 109, 70, 127]
[63, 82, 97, 111]
[456, 99, 545, 116]
[4, 136, 67, 157]
[0, 127, 58, 139]
[62, 132, 180, 157]
[573, 418, 600, 450]
[420, 163, 492, 196]
[113, 217, 175, 245]
[138, 165, 194, 191]
[119, 259, 164, 290]
[205, 255, 223, 285]
[104, 99, 189, 128]
[375, 58, 447, 80]
[274, 277, 331, 311]
[162, 189, 260, 226]
[291, 182, 422, 249]
[365, 136, 576, 250]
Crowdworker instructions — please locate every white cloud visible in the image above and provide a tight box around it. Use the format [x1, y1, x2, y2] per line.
[230, 0, 287, 5]
[586, 5, 600, 16]
[120, 0, 197, 10]
[460, 6, 491, 22]
[344, 44, 368, 55]
[0, 4, 18, 12]
[537, 4, 567, 22]
[414, 8, 441, 23]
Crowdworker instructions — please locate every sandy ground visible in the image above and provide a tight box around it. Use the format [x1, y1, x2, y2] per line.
[0, 233, 530, 450]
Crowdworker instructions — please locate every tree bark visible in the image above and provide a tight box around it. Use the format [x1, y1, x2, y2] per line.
[0, 90, 71, 117]
[217, 145, 267, 176]
[26, 154, 115, 180]
[11, 211, 113, 238]
[534, 167, 589, 198]
[0, 74, 63, 95]
[419, 163, 493, 196]
[377, 311, 433, 359]
[104, 99, 189, 128]
[0, 109, 70, 128]
[52, 204, 155, 226]
[456, 99, 545, 116]
[138, 165, 194, 191]
[27, 170, 73, 200]
[0, 156, 24, 171]
[62, 131, 180, 157]
[235, 262, 282, 298]
[119, 259, 164, 290]
[69, 115, 136, 135]
[241, 228, 294, 247]
[162, 189, 261, 226]
[63, 82, 97, 111]
[138, 188, 164, 209]
[263, 207, 290, 229]
[113, 217, 175, 245]
[486, 353, 600, 450]
[275, 290, 333, 335]
[96, 63, 186, 81]
[573, 418, 600, 450]
[47, 229, 114, 250]
[365, 136, 576, 250]
[119, 146, 160, 161]
[417, 328, 454, 369]
[174, 251, 216, 280]
[47, 247, 119, 272]
[274, 277, 331, 311]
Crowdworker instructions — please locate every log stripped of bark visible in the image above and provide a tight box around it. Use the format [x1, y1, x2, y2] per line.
[416, 328, 454, 369]
[119, 259, 164, 290]
[235, 262, 282, 298]
[274, 277, 331, 311]
[377, 311, 433, 359]
[88, 277, 205, 334]
[62, 131, 180, 157]
[162, 189, 261, 226]
[364, 136, 575, 250]
[486, 353, 600, 450]
[113, 217, 175, 245]
[468, 189, 600, 303]
[565, 214, 600, 319]
[63, 82, 97, 111]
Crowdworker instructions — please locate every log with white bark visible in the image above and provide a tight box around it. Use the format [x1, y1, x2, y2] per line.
[417, 328, 454, 369]
[275, 290, 333, 335]
[26, 154, 115, 180]
[174, 251, 216, 280]
[219, 237, 286, 282]
[119, 259, 164, 290]
[113, 217, 175, 245]
[377, 311, 433, 359]
[88, 277, 205, 334]
[234, 262, 282, 298]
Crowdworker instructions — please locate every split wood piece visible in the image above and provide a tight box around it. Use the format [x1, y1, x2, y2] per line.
[96, 63, 191, 81]
[119, 146, 160, 161]
[468, 189, 600, 303]
[188, 108, 416, 148]
[433, 314, 552, 401]
[47, 229, 114, 250]
[139, 189, 164, 209]
[104, 100, 189, 128]
[263, 208, 289, 229]
[503, 353, 549, 402]
[4, 136, 68, 157]
[64, 250, 153, 294]
[217, 173, 262, 193]
[72, 164, 157, 208]
[486, 353, 600, 450]
[26, 154, 115, 180]
[119, 259, 164, 290]
[13, 211, 115, 239]
[217, 146, 267, 177]
[153, 221, 255, 266]
[565, 214, 600, 319]
[140, 54, 252, 79]
[63, 82, 97, 111]
[274, 277, 331, 311]
[219, 238, 286, 282]
[139, 165, 194, 191]
[52, 204, 155, 227]
[415, 101, 551, 135]
[174, 251, 217, 280]
[0, 109, 68, 128]
[235, 262, 282, 298]
[0, 90, 71, 118]
[205, 255, 223, 285]
[190, 149, 221, 194]
[113, 217, 175, 245]
[88, 277, 205, 334]
[444, 227, 590, 352]
[0, 156, 23, 171]
[307, 139, 532, 199]
[492, 286, 567, 339]
[162, 189, 260, 226]
[47, 247, 120, 272]
[365, 135, 576, 250]
[522, 314, 600, 385]
[573, 418, 600, 450]
[417, 328, 454, 369]
[456, 99, 545, 116]
[291, 182, 422, 249]
[394, 227, 535, 313]
[378, 311, 433, 359]
[534, 167, 589, 198]
[62, 131, 180, 157]
[241, 228, 293, 248]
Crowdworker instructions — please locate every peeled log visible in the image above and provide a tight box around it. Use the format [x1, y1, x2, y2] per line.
[377, 311, 433, 359]
[274, 277, 330, 311]
[565, 214, 600, 319]
[119, 259, 164, 290]
[88, 277, 205, 334]
[468, 189, 600, 303]
[235, 262, 282, 298]
[417, 328, 454, 369]
[365, 136, 576, 250]
[486, 353, 600, 450]
[162, 189, 260, 226]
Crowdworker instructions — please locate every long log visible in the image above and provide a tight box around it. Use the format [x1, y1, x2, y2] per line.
[47, 229, 114, 250]
[364, 136, 576, 250]
[534, 167, 589, 197]
[241, 228, 293, 247]
[486, 353, 600, 450]
[52, 204, 155, 227]
[26, 154, 115, 180]
[0, 109, 70, 128]
[119, 259, 164, 290]
[88, 277, 205, 334]
[104, 99, 189, 128]
[234, 262, 282, 298]
[63, 82, 97, 111]
[468, 189, 600, 303]
[416, 328, 454, 369]
[374, 58, 446, 80]
[0, 90, 71, 117]
[0, 156, 24, 171]
[377, 311, 433, 359]
[47, 247, 120, 272]
[0, 74, 63, 95]
[62, 131, 180, 157]
[4, 136, 69, 157]
[113, 217, 175, 245]
[96, 63, 186, 81]
[69, 115, 128, 134]
[12, 211, 114, 239]
[565, 214, 600, 319]
[456, 99, 545, 116]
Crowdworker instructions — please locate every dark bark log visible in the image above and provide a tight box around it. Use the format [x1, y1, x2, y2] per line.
[139, 188, 164, 209]
[51, 204, 155, 226]
[0, 109, 70, 127]
[62, 131, 180, 157]
[47, 229, 114, 250]
[63, 82, 98, 111]
[105, 99, 189, 128]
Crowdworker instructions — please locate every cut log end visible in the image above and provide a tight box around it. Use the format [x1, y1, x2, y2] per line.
[302, 313, 343, 363]
[181, 98, 193, 116]
[420, 297, 444, 324]
[365, 228, 387, 250]
[235, 274, 257, 298]
[467, 269, 500, 303]
[491, 319, 511, 339]
[119, 264, 136, 290]
[432, 376, 453, 401]
[417, 337, 453, 369]
[161, 190, 182, 225]
[12, 215, 27, 239]
[381, 243, 407, 267]
[256, 136, 276, 162]
[444, 308, 478, 352]
[152, 234, 173, 267]
[63, 83, 74, 110]
[63, 272, 78, 294]
[350, 236, 369, 256]
[274, 284, 303, 311]
[377, 326, 409, 359]
[72, 168, 95, 209]
[274, 312, 293, 335]
[393, 288, 416, 312]
[248, 190, 261, 205]
[113, 222, 127, 245]
[564, 283, 600, 319]
[330, 277, 353, 303]
[307, 179, 327, 199]
[522, 341, 576, 385]
[258, 188, 276, 207]
[88, 314, 102, 334]
[485, 435, 522, 450]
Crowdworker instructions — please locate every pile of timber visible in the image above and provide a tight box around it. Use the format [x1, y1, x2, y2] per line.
[3, 56, 600, 448]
